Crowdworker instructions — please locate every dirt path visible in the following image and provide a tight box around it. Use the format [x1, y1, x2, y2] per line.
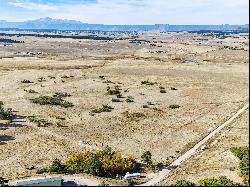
[139, 102, 249, 186]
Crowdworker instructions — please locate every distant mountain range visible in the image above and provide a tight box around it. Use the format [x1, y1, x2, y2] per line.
[0, 17, 249, 32]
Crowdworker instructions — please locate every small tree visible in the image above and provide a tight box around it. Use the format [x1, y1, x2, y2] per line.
[141, 151, 152, 166]
[49, 159, 67, 173]
[89, 154, 104, 176]
[0, 101, 14, 121]
[102, 145, 112, 156]
[172, 180, 196, 186]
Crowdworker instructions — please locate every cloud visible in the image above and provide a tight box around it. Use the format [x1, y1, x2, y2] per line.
[9, 1, 58, 11]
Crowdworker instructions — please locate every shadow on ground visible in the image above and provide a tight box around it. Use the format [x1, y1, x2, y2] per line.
[0, 135, 15, 145]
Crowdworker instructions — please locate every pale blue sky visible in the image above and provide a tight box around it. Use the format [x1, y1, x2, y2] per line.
[0, 0, 249, 24]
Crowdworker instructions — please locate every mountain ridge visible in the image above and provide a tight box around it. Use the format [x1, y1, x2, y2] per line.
[0, 18, 249, 32]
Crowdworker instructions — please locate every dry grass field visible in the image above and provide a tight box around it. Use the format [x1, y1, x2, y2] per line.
[0, 31, 249, 182]
[160, 109, 249, 185]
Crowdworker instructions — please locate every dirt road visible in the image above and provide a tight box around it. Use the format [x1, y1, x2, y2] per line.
[140, 102, 249, 186]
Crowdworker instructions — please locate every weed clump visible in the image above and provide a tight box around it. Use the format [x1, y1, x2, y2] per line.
[141, 80, 156, 85]
[169, 105, 181, 109]
[91, 105, 114, 114]
[0, 101, 14, 120]
[171, 87, 178, 90]
[107, 86, 121, 95]
[126, 96, 134, 103]
[21, 79, 33, 83]
[29, 116, 52, 127]
[24, 89, 38, 93]
[31, 93, 73, 108]
[38, 77, 46, 82]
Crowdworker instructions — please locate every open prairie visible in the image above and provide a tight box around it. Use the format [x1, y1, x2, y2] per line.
[0, 31, 249, 181]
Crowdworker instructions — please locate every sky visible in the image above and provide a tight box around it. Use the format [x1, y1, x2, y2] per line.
[0, 0, 249, 24]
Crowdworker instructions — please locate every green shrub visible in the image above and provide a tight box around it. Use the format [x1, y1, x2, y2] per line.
[103, 80, 115, 84]
[171, 87, 178, 90]
[49, 159, 68, 173]
[116, 94, 124, 98]
[169, 105, 181, 109]
[24, 89, 38, 93]
[172, 180, 195, 186]
[64, 147, 135, 177]
[48, 76, 56, 79]
[61, 75, 70, 79]
[126, 96, 134, 103]
[36, 168, 49, 174]
[31, 94, 74, 108]
[231, 147, 249, 160]
[198, 176, 239, 186]
[141, 80, 156, 85]
[160, 89, 167, 93]
[29, 116, 51, 127]
[141, 151, 152, 166]
[165, 159, 171, 166]
[21, 79, 33, 83]
[107, 87, 121, 95]
[231, 147, 249, 184]
[38, 77, 46, 82]
[91, 105, 114, 114]
[99, 76, 105, 80]
[147, 102, 154, 105]
[240, 154, 249, 176]
[53, 92, 71, 98]
[0, 101, 14, 120]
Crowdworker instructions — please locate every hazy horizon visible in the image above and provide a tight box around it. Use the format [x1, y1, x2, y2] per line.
[1, 17, 249, 26]
[0, 0, 249, 25]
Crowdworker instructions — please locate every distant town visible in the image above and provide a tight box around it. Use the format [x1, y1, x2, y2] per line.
[0, 17, 249, 32]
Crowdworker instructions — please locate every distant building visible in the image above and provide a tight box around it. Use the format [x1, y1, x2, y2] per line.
[8, 176, 63, 186]
[124, 173, 141, 180]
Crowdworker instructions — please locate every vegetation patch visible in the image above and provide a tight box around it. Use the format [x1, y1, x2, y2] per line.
[31, 93, 73, 108]
[24, 89, 38, 93]
[107, 86, 121, 95]
[169, 105, 181, 109]
[198, 176, 240, 186]
[141, 151, 153, 166]
[103, 80, 115, 84]
[126, 96, 134, 103]
[0, 101, 14, 120]
[171, 176, 240, 186]
[231, 147, 249, 185]
[171, 87, 178, 90]
[38, 77, 46, 82]
[21, 79, 33, 83]
[91, 105, 114, 114]
[29, 116, 52, 127]
[37, 146, 135, 178]
[141, 80, 156, 85]
[171, 180, 195, 186]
